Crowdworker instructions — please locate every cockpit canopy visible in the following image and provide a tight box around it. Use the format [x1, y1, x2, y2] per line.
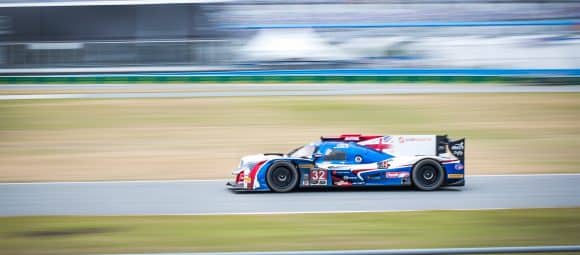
[287, 143, 317, 158]
[288, 141, 393, 164]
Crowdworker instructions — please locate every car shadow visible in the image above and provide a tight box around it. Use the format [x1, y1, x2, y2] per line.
[299, 186, 463, 193]
[230, 186, 463, 194]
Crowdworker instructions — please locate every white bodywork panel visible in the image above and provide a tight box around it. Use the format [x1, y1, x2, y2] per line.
[358, 135, 436, 157]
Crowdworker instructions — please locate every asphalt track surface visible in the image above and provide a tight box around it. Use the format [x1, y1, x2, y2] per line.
[1, 174, 579, 216]
[1, 84, 579, 100]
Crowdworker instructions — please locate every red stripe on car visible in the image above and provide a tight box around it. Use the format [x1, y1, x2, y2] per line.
[248, 160, 266, 190]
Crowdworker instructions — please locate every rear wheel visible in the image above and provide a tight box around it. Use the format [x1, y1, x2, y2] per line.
[266, 161, 299, 193]
[412, 159, 444, 191]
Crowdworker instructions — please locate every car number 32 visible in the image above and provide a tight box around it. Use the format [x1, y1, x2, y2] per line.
[310, 169, 327, 185]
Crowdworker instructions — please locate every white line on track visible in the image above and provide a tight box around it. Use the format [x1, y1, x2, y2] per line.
[22, 207, 563, 217]
[1, 173, 579, 185]
[470, 173, 580, 177]
[0, 179, 231, 185]
[2, 85, 580, 100]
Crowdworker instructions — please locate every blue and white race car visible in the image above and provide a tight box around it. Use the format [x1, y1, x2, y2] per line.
[227, 134, 465, 192]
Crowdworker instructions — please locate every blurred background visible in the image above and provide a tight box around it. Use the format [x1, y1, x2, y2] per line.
[0, 0, 579, 70]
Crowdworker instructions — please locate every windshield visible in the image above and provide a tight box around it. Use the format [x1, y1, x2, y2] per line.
[288, 144, 317, 159]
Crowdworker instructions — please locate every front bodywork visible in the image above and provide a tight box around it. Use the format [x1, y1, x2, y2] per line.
[228, 134, 465, 192]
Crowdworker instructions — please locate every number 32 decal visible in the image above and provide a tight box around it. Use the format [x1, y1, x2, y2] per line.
[310, 169, 327, 185]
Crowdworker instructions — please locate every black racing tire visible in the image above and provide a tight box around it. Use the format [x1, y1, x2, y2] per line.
[266, 161, 299, 193]
[412, 159, 445, 191]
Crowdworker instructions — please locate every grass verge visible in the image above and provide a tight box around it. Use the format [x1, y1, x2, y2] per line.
[0, 93, 579, 181]
[0, 208, 579, 255]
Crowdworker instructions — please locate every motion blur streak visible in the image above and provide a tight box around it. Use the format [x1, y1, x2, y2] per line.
[1, 1, 579, 70]
[2, 84, 580, 100]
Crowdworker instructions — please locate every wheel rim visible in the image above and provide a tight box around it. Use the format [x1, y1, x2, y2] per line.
[418, 165, 440, 187]
[271, 167, 294, 188]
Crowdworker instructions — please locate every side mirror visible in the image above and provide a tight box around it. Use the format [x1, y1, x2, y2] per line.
[313, 153, 324, 159]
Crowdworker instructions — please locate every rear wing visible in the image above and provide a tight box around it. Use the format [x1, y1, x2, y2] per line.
[436, 135, 465, 164]
[320, 134, 382, 142]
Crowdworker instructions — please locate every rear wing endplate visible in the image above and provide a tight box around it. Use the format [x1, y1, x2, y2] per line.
[436, 135, 465, 164]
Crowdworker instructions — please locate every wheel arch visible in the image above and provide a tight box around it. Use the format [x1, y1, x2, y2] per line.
[410, 157, 447, 190]
[264, 159, 301, 192]
[256, 159, 303, 189]
[411, 157, 447, 176]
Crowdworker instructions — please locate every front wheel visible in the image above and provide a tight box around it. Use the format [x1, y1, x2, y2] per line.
[412, 159, 444, 191]
[266, 161, 299, 193]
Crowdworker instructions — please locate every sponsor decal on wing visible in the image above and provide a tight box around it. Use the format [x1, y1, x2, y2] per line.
[448, 173, 464, 179]
[403, 136, 433, 142]
[334, 180, 352, 186]
[386, 171, 410, 178]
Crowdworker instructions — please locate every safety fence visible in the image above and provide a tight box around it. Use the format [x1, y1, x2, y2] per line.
[1, 69, 579, 84]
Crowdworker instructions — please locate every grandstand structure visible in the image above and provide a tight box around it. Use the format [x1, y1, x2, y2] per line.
[0, 0, 578, 71]
[0, 0, 230, 69]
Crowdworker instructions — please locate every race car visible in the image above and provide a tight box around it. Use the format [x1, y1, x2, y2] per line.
[227, 134, 465, 192]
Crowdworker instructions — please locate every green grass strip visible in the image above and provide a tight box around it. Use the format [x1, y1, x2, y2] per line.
[0, 208, 579, 255]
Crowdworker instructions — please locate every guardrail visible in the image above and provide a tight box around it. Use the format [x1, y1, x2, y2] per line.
[1, 69, 579, 84]
[106, 245, 580, 255]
